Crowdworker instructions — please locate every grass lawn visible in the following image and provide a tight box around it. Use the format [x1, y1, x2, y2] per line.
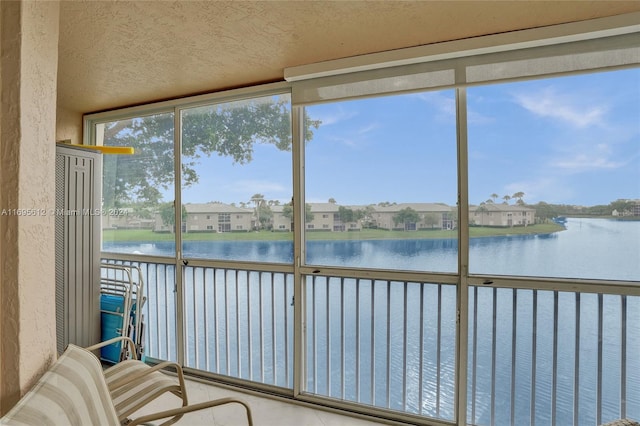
[103, 223, 564, 243]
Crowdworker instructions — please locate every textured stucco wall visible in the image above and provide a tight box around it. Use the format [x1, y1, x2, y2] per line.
[0, 0, 59, 413]
[56, 106, 82, 144]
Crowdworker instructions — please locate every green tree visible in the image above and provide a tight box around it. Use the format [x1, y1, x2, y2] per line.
[512, 192, 525, 203]
[282, 202, 314, 222]
[393, 207, 420, 230]
[102, 99, 321, 208]
[158, 202, 187, 232]
[475, 204, 488, 226]
[502, 194, 511, 204]
[423, 212, 439, 229]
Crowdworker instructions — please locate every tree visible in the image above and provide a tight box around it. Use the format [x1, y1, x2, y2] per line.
[250, 193, 265, 229]
[328, 198, 337, 204]
[423, 212, 439, 229]
[102, 98, 321, 208]
[282, 202, 314, 222]
[491, 193, 499, 203]
[158, 202, 187, 232]
[502, 194, 511, 204]
[256, 203, 273, 230]
[475, 204, 488, 226]
[512, 192, 525, 203]
[393, 207, 420, 230]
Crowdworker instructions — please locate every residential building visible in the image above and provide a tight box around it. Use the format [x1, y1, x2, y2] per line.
[470, 203, 536, 227]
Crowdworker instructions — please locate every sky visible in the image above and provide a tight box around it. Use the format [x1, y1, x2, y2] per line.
[180, 68, 639, 208]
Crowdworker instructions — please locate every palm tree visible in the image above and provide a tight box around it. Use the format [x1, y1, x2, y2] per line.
[512, 192, 525, 203]
[491, 193, 499, 203]
[250, 193, 265, 229]
[476, 203, 488, 226]
[502, 194, 511, 204]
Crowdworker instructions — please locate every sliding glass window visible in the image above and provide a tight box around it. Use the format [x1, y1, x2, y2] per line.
[467, 68, 640, 281]
[303, 91, 459, 272]
[99, 112, 176, 255]
[179, 94, 293, 263]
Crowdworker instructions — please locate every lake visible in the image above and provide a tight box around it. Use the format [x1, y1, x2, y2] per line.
[103, 218, 640, 425]
[106, 217, 640, 281]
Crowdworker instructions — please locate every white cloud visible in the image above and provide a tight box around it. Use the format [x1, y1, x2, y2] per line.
[550, 143, 624, 172]
[314, 107, 357, 126]
[513, 87, 607, 128]
[416, 92, 492, 124]
[415, 92, 455, 117]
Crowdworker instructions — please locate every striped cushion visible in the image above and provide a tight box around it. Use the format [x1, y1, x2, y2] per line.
[1, 344, 119, 426]
[104, 360, 183, 421]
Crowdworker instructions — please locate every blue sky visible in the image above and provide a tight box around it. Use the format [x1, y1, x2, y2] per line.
[181, 68, 639, 207]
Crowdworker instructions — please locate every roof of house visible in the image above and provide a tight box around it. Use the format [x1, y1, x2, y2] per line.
[184, 203, 252, 214]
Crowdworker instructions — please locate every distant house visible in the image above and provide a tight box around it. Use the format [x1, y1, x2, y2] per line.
[102, 207, 154, 230]
[370, 203, 455, 231]
[153, 202, 253, 233]
[271, 205, 291, 232]
[277, 202, 457, 232]
[469, 203, 535, 227]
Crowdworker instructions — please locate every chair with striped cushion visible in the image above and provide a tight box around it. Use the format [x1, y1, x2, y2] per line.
[1, 344, 119, 425]
[85, 336, 188, 425]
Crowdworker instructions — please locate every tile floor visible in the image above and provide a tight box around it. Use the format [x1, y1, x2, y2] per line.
[132, 376, 389, 426]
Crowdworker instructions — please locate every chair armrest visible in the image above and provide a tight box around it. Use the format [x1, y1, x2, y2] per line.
[85, 336, 138, 360]
[108, 360, 187, 395]
[126, 397, 253, 426]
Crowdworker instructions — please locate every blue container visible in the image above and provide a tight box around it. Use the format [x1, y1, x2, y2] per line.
[100, 294, 125, 363]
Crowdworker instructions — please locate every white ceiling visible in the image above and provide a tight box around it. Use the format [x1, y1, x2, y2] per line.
[57, 1, 640, 114]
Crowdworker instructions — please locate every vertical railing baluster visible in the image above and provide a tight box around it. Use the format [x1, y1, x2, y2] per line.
[224, 269, 230, 375]
[491, 287, 497, 426]
[472, 286, 478, 424]
[386, 280, 392, 408]
[355, 278, 360, 403]
[285, 273, 291, 388]
[327, 278, 331, 396]
[552, 291, 559, 426]
[271, 273, 277, 384]
[436, 283, 442, 417]
[192, 267, 198, 368]
[371, 280, 376, 406]
[511, 289, 518, 426]
[247, 270, 252, 381]
[203, 268, 210, 371]
[574, 293, 580, 426]
[419, 282, 424, 416]
[235, 270, 241, 376]
[165, 265, 172, 361]
[402, 281, 408, 411]
[621, 295, 627, 419]
[341, 277, 345, 399]
[597, 293, 604, 426]
[211, 268, 220, 374]
[313, 275, 318, 394]
[258, 272, 264, 383]
[531, 290, 538, 426]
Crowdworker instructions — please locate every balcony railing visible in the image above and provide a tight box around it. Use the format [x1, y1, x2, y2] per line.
[103, 254, 640, 425]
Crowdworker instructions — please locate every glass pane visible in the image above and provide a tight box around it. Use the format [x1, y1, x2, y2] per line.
[180, 94, 293, 262]
[304, 91, 458, 272]
[100, 112, 176, 256]
[468, 68, 640, 280]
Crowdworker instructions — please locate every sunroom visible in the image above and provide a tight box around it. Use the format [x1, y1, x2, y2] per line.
[1, 3, 639, 426]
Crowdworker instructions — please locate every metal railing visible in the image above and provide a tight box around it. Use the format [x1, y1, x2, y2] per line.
[102, 254, 640, 425]
[467, 287, 640, 426]
[304, 275, 456, 420]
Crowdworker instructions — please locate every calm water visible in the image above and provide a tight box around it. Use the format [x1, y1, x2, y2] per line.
[106, 217, 640, 281]
[104, 218, 640, 425]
